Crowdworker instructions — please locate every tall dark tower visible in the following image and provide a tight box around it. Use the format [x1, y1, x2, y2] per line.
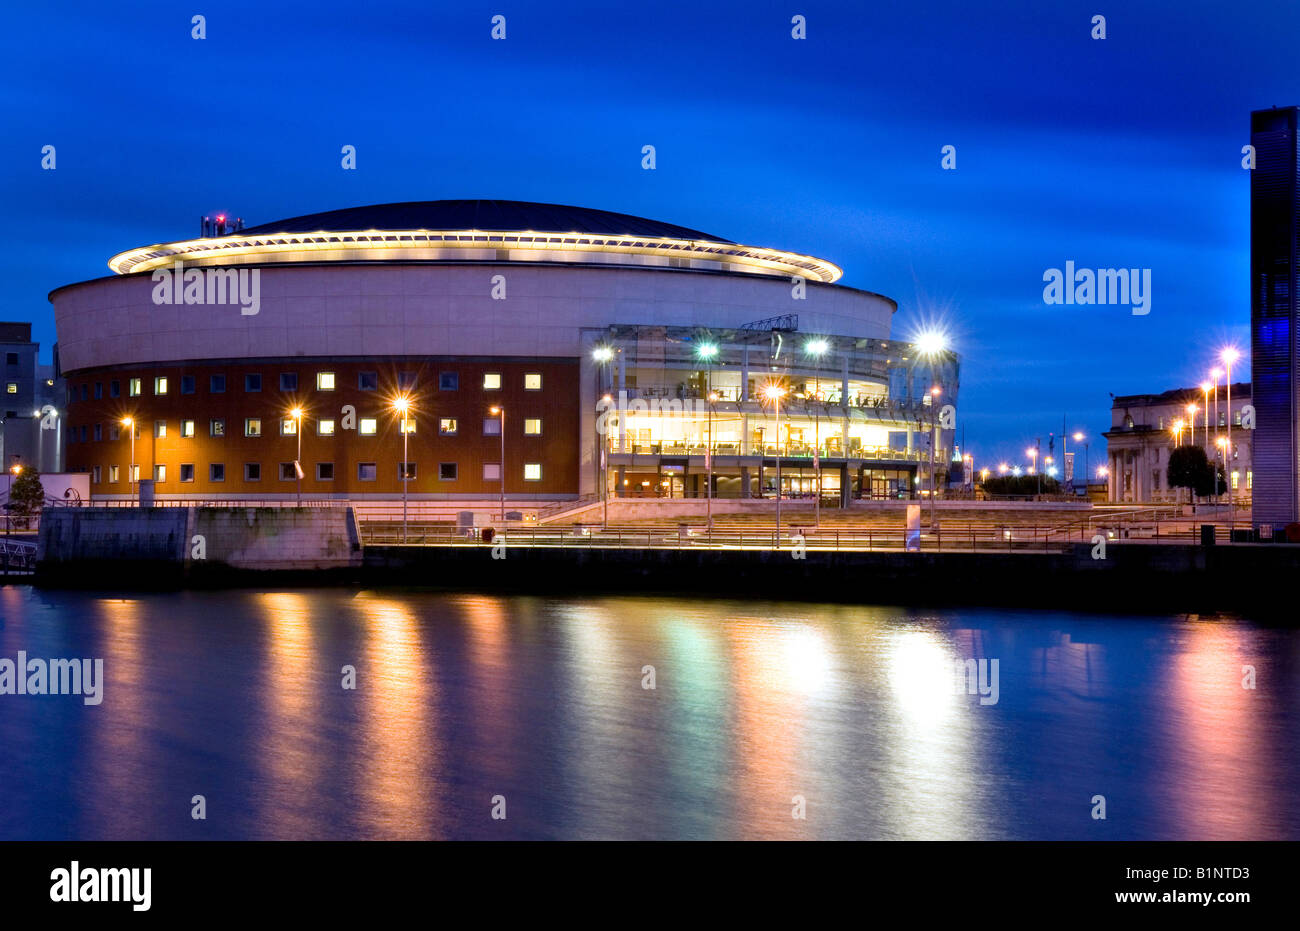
[1250, 106, 1300, 531]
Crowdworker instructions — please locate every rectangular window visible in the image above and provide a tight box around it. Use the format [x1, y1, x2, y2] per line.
[94, 382, 103, 400]
[483, 463, 501, 481]
[154, 420, 167, 438]
[279, 372, 298, 391]
[317, 419, 335, 436]
[129, 378, 141, 396]
[4, 353, 14, 365]
[245, 373, 262, 392]
[483, 373, 501, 390]
[245, 418, 261, 437]
[181, 419, 195, 438]
[439, 417, 457, 435]
[524, 463, 542, 481]
[400, 418, 416, 434]
[524, 373, 542, 390]
[210, 419, 225, 437]
[1231, 470, 1240, 489]
[398, 371, 416, 389]
[439, 462, 457, 481]
[154, 376, 168, 395]
[4, 383, 15, 395]
[439, 372, 458, 391]
[109, 465, 120, 483]
[92, 465, 102, 484]
[154, 464, 166, 483]
[130, 465, 140, 482]
[358, 372, 378, 391]
[109, 424, 120, 441]
[279, 462, 297, 481]
[359, 418, 377, 435]
[110, 380, 120, 398]
[281, 418, 297, 436]
[357, 462, 377, 482]
[81, 384, 88, 400]
[244, 463, 261, 482]
[210, 463, 226, 482]
[180, 463, 195, 483]
[1247, 470, 1253, 490]
[79, 425, 87, 442]
[210, 374, 226, 393]
[93, 423, 102, 441]
[524, 418, 542, 435]
[399, 462, 417, 480]
[181, 375, 195, 395]
[316, 372, 335, 391]
[484, 418, 501, 436]
[316, 462, 334, 481]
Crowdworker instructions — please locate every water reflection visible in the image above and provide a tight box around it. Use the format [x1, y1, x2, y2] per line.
[0, 586, 1295, 840]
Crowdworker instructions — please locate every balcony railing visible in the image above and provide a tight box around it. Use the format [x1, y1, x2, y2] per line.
[608, 441, 945, 463]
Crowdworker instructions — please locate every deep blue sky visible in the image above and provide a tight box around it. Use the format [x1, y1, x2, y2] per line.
[1, 0, 1294, 468]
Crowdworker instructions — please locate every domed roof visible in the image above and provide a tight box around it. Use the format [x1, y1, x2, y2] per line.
[239, 199, 733, 243]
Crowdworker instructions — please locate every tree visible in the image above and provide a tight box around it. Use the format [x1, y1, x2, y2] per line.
[8, 468, 44, 528]
[1167, 446, 1215, 504]
[980, 474, 1061, 497]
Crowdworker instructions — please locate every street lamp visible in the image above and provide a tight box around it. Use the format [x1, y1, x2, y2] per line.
[1073, 431, 1087, 490]
[121, 417, 135, 497]
[928, 386, 941, 526]
[289, 406, 304, 506]
[1221, 347, 1239, 514]
[490, 405, 506, 523]
[1185, 402, 1197, 448]
[593, 346, 615, 529]
[1199, 383, 1211, 449]
[1210, 366, 1222, 448]
[761, 383, 786, 544]
[392, 396, 411, 543]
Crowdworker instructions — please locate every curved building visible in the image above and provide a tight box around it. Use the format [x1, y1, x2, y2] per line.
[50, 200, 958, 511]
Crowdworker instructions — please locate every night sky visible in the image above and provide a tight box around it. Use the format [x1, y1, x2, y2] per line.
[1, 0, 1294, 467]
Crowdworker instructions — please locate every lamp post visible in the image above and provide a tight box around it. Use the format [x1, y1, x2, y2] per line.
[490, 405, 506, 523]
[290, 406, 303, 507]
[1200, 383, 1211, 450]
[762, 384, 786, 545]
[593, 345, 615, 529]
[393, 397, 411, 543]
[806, 338, 829, 527]
[1222, 347, 1239, 514]
[696, 342, 718, 513]
[1073, 432, 1087, 492]
[707, 391, 718, 530]
[1210, 366, 1222, 448]
[122, 417, 135, 498]
[928, 386, 941, 526]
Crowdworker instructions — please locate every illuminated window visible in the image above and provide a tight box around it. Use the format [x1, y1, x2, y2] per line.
[524, 373, 542, 390]
[244, 463, 261, 482]
[154, 376, 168, 395]
[359, 418, 377, 435]
[129, 378, 141, 396]
[523, 463, 542, 481]
[92, 466, 101, 484]
[1231, 471, 1240, 490]
[524, 418, 542, 435]
[317, 419, 335, 436]
[484, 373, 501, 390]
[316, 462, 334, 481]
[181, 420, 195, 438]
[180, 464, 194, 483]
[317, 372, 335, 391]
[439, 418, 457, 435]
[154, 420, 167, 438]
[439, 462, 457, 481]
[210, 419, 225, 437]
[4, 384, 14, 394]
[153, 464, 166, 483]
[109, 465, 119, 483]
[130, 465, 140, 482]
[210, 463, 225, 482]
[281, 418, 297, 436]
[400, 418, 416, 434]
[483, 462, 501, 481]
[1247, 470, 1253, 490]
[245, 418, 262, 437]
[357, 462, 377, 481]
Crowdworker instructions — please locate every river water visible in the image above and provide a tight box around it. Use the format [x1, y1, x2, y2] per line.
[1, 585, 1296, 840]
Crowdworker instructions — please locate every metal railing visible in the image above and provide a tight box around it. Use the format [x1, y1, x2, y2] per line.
[1, 538, 37, 574]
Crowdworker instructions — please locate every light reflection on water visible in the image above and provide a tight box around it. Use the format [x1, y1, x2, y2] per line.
[0, 585, 1296, 840]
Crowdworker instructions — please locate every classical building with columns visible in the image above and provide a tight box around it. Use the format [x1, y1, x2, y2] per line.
[50, 199, 958, 513]
[1103, 384, 1252, 504]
